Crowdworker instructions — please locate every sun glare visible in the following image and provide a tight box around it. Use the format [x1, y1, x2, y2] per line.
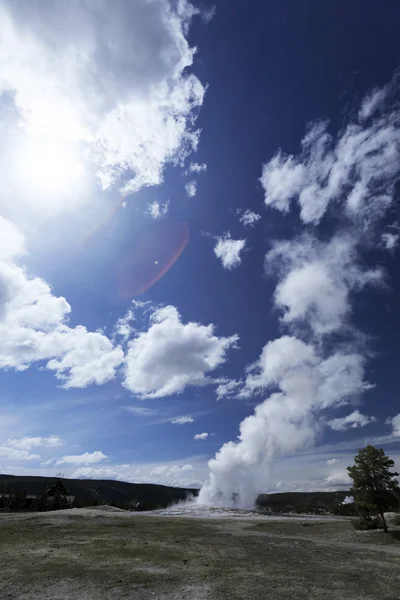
[21, 137, 84, 194]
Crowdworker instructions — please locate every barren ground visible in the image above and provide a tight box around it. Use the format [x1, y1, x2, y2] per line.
[1, 507, 399, 599]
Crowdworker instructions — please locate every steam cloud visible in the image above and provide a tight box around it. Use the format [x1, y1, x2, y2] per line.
[198, 78, 400, 508]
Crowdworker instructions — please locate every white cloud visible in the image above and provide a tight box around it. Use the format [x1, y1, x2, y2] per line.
[150, 464, 193, 476]
[328, 410, 376, 432]
[114, 300, 156, 343]
[189, 162, 207, 173]
[70, 461, 202, 489]
[324, 470, 352, 487]
[326, 458, 340, 466]
[171, 416, 195, 425]
[382, 232, 399, 251]
[215, 378, 242, 400]
[124, 407, 160, 417]
[214, 234, 246, 269]
[239, 209, 261, 228]
[266, 234, 383, 335]
[199, 83, 400, 508]
[194, 433, 209, 440]
[0, 217, 25, 261]
[185, 180, 197, 197]
[359, 86, 387, 121]
[55, 451, 107, 466]
[7, 436, 62, 451]
[242, 336, 367, 405]
[260, 85, 400, 224]
[0, 446, 40, 461]
[201, 6, 216, 24]
[146, 200, 170, 219]
[387, 413, 400, 437]
[0, 218, 124, 387]
[0, 0, 204, 197]
[123, 305, 238, 398]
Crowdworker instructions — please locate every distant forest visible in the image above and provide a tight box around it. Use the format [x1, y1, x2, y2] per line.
[0, 474, 357, 515]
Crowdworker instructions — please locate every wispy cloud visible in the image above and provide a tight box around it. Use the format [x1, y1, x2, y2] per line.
[194, 433, 209, 440]
[146, 200, 169, 219]
[189, 162, 207, 173]
[171, 416, 195, 425]
[238, 209, 261, 228]
[185, 180, 197, 197]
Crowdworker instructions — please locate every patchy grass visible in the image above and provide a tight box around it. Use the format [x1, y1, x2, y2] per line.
[1, 511, 400, 599]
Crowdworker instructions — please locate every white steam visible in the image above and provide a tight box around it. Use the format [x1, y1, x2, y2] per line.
[198, 78, 400, 508]
[342, 496, 355, 505]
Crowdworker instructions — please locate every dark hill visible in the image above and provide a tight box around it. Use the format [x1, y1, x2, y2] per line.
[0, 473, 351, 513]
[257, 491, 350, 514]
[0, 474, 198, 510]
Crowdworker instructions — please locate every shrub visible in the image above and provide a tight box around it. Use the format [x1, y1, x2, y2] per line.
[351, 516, 380, 530]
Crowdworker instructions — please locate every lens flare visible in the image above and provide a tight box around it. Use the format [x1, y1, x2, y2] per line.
[117, 222, 189, 296]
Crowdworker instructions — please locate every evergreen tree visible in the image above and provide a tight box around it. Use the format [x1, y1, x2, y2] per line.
[347, 445, 400, 532]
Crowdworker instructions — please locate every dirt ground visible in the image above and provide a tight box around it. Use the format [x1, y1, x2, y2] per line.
[0, 507, 399, 599]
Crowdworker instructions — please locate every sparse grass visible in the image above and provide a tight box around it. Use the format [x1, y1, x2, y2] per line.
[1, 511, 400, 599]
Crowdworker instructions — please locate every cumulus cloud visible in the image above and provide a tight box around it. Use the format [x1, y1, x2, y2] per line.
[185, 180, 197, 197]
[214, 234, 246, 269]
[123, 305, 238, 398]
[55, 451, 107, 466]
[171, 416, 195, 425]
[0, 0, 204, 195]
[239, 209, 261, 228]
[7, 436, 62, 451]
[260, 85, 400, 224]
[194, 433, 209, 440]
[242, 336, 367, 405]
[198, 82, 400, 507]
[0, 218, 124, 387]
[146, 200, 170, 219]
[0, 446, 40, 461]
[324, 470, 352, 487]
[328, 410, 376, 431]
[266, 234, 383, 335]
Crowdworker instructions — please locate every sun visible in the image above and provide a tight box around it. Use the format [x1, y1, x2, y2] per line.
[20, 136, 84, 194]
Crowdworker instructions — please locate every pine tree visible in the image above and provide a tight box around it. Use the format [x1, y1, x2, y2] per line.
[347, 445, 400, 533]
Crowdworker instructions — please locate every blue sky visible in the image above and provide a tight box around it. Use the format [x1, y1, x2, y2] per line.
[0, 0, 399, 502]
